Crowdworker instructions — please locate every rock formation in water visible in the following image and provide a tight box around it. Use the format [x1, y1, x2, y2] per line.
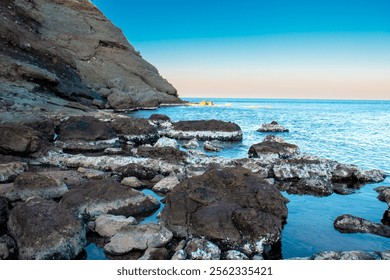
[0, 0, 182, 115]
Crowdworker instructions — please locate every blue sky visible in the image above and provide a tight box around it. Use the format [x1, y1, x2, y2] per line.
[92, 0, 390, 99]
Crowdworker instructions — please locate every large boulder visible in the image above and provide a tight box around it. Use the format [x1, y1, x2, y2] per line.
[0, 124, 41, 155]
[57, 116, 118, 152]
[104, 224, 173, 255]
[116, 163, 158, 180]
[161, 167, 288, 252]
[248, 135, 299, 160]
[60, 179, 160, 220]
[3, 172, 68, 201]
[257, 121, 289, 132]
[165, 120, 243, 141]
[7, 197, 86, 260]
[109, 117, 158, 145]
[107, 90, 135, 109]
[334, 214, 390, 237]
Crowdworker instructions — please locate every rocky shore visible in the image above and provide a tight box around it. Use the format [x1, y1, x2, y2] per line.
[0, 0, 388, 260]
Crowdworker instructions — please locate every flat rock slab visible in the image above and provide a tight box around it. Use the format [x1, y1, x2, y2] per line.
[136, 146, 187, 163]
[166, 120, 243, 141]
[104, 224, 173, 255]
[61, 179, 160, 219]
[161, 167, 288, 251]
[3, 172, 68, 201]
[7, 197, 86, 260]
[109, 117, 158, 144]
[334, 214, 390, 237]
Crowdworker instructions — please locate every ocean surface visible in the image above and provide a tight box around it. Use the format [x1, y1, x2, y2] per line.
[132, 98, 390, 259]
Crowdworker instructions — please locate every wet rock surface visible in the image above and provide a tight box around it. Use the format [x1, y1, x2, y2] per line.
[161, 167, 288, 251]
[8, 197, 86, 260]
[61, 179, 160, 220]
[334, 214, 390, 237]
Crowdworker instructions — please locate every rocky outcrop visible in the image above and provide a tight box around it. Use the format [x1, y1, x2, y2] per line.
[165, 120, 243, 141]
[374, 186, 390, 206]
[276, 177, 333, 197]
[7, 197, 86, 260]
[109, 117, 158, 145]
[104, 224, 173, 255]
[248, 135, 299, 160]
[60, 179, 160, 219]
[149, 114, 171, 124]
[257, 121, 289, 132]
[161, 167, 288, 253]
[2, 172, 68, 201]
[0, 0, 181, 113]
[334, 214, 390, 237]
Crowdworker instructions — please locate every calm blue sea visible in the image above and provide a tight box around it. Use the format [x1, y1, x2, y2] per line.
[131, 98, 390, 258]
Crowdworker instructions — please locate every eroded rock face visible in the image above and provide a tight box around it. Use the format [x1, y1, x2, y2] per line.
[276, 177, 333, 197]
[4, 172, 68, 201]
[0, 0, 181, 111]
[161, 167, 288, 251]
[257, 121, 289, 132]
[104, 224, 173, 255]
[110, 117, 158, 145]
[0, 124, 42, 155]
[60, 179, 159, 219]
[334, 214, 390, 237]
[7, 197, 86, 260]
[248, 135, 299, 160]
[166, 120, 243, 141]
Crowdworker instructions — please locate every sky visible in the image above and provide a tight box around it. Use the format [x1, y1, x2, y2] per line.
[92, 0, 390, 99]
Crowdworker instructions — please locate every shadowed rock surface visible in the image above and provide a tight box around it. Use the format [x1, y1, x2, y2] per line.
[334, 214, 390, 237]
[0, 197, 9, 235]
[161, 167, 288, 251]
[7, 197, 86, 259]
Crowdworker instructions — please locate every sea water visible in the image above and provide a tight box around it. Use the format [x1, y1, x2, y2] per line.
[132, 98, 390, 258]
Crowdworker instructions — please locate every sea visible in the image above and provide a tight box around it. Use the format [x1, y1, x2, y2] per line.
[87, 98, 390, 259]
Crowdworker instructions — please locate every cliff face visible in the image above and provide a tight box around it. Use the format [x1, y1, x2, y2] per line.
[0, 0, 181, 111]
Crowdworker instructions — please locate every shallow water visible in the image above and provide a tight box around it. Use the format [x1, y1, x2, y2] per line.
[132, 98, 390, 258]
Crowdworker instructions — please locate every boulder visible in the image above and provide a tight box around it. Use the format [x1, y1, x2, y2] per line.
[166, 120, 242, 141]
[276, 178, 333, 197]
[57, 116, 118, 152]
[161, 167, 288, 251]
[152, 173, 180, 193]
[149, 114, 171, 124]
[107, 90, 135, 110]
[138, 247, 169, 260]
[374, 186, 390, 206]
[334, 214, 390, 237]
[110, 117, 158, 145]
[121, 177, 144, 189]
[4, 172, 68, 201]
[248, 135, 299, 160]
[0, 162, 28, 183]
[154, 137, 178, 149]
[60, 179, 160, 219]
[257, 121, 289, 132]
[104, 224, 173, 255]
[185, 238, 221, 260]
[204, 140, 222, 152]
[7, 197, 86, 260]
[0, 197, 9, 234]
[272, 158, 331, 181]
[94, 214, 137, 237]
[224, 250, 249, 260]
[136, 146, 187, 163]
[183, 138, 200, 149]
[117, 164, 158, 180]
[0, 124, 41, 155]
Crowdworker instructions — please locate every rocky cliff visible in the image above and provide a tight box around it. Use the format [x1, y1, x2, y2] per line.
[0, 0, 182, 114]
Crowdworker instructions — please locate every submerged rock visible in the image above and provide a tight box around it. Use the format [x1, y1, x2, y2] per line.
[161, 167, 288, 251]
[8, 197, 86, 260]
[204, 140, 223, 152]
[104, 224, 173, 255]
[0, 162, 27, 183]
[185, 237, 221, 260]
[3, 172, 68, 201]
[165, 120, 243, 141]
[248, 135, 299, 160]
[334, 214, 390, 237]
[257, 121, 289, 132]
[60, 179, 160, 220]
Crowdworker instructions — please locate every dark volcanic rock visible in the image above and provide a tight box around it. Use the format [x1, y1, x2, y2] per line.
[0, 234, 17, 260]
[107, 90, 135, 109]
[0, 197, 10, 234]
[136, 146, 187, 163]
[374, 186, 390, 205]
[185, 237, 221, 260]
[331, 163, 386, 183]
[257, 121, 289, 132]
[276, 177, 333, 197]
[5, 172, 68, 201]
[166, 120, 243, 141]
[116, 163, 158, 180]
[0, 124, 41, 155]
[60, 179, 160, 220]
[334, 214, 390, 237]
[382, 210, 390, 226]
[7, 197, 86, 260]
[149, 114, 171, 123]
[161, 167, 288, 252]
[248, 135, 299, 160]
[110, 117, 158, 144]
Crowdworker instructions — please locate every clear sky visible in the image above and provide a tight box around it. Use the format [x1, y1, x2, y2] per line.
[92, 0, 390, 99]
